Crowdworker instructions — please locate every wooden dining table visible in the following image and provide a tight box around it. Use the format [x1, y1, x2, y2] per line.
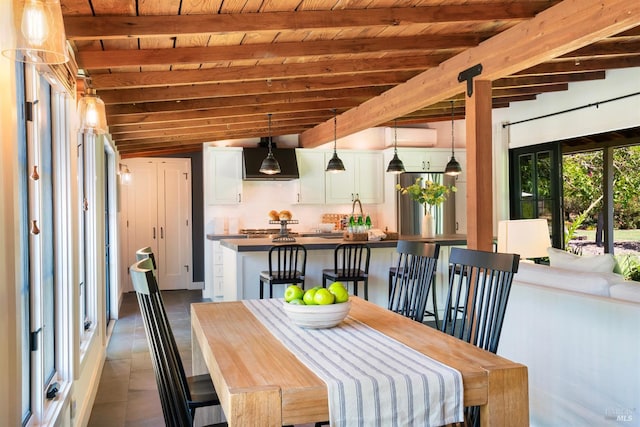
[191, 297, 528, 427]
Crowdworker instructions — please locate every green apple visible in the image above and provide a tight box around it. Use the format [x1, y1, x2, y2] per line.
[284, 285, 304, 302]
[329, 285, 349, 303]
[328, 281, 346, 294]
[314, 288, 336, 305]
[288, 298, 305, 305]
[303, 288, 319, 305]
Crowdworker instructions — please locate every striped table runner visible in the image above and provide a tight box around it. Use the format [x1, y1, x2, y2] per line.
[243, 299, 464, 427]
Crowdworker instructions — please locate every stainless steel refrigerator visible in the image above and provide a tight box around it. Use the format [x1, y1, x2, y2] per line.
[396, 172, 457, 236]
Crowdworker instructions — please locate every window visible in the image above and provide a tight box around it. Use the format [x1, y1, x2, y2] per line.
[509, 142, 564, 248]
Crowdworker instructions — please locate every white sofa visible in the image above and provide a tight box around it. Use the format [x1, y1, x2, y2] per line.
[498, 262, 640, 426]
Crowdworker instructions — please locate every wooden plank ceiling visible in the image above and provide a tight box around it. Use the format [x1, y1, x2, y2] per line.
[60, 0, 640, 158]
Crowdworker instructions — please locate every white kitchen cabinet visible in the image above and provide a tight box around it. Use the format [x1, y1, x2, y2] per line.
[295, 148, 326, 204]
[325, 150, 383, 204]
[124, 158, 192, 290]
[397, 148, 451, 173]
[205, 146, 243, 205]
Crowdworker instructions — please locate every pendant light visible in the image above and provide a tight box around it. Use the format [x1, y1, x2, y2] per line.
[77, 88, 108, 134]
[259, 113, 281, 175]
[386, 119, 405, 174]
[445, 100, 462, 176]
[2, 0, 69, 65]
[326, 109, 345, 173]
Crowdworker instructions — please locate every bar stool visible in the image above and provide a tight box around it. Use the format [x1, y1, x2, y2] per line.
[322, 243, 370, 300]
[259, 244, 307, 299]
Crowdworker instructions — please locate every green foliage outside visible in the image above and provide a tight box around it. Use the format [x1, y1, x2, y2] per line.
[563, 147, 640, 229]
[564, 147, 640, 280]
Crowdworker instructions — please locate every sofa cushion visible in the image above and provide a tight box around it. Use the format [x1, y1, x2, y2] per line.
[547, 247, 616, 273]
[514, 261, 618, 296]
[609, 282, 640, 303]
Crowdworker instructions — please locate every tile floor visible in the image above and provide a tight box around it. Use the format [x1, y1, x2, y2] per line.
[87, 290, 317, 427]
[88, 290, 203, 427]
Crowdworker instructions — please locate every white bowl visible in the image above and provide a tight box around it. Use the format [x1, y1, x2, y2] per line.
[283, 300, 351, 329]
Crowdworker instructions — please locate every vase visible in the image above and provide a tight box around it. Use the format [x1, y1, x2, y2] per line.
[421, 212, 435, 239]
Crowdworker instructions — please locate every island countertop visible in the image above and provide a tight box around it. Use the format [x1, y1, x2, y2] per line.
[219, 234, 467, 252]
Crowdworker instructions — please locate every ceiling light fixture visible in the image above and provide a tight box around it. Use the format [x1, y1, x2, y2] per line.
[386, 119, 405, 174]
[2, 0, 69, 65]
[77, 88, 108, 134]
[259, 113, 281, 175]
[445, 100, 462, 176]
[326, 109, 345, 173]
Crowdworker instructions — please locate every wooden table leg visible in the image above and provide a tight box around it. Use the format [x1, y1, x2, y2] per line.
[480, 365, 529, 426]
[228, 386, 282, 427]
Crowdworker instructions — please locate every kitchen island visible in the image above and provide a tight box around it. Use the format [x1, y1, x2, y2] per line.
[216, 235, 466, 308]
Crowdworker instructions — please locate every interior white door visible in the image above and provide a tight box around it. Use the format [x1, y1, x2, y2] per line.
[126, 158, 192, 290]
[157, 159, 191, 290]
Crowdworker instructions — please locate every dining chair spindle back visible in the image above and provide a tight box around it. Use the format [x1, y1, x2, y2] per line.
[388, 241, 440, 323]
[129, 256, 226, 427]
[440, 247, 520, 353]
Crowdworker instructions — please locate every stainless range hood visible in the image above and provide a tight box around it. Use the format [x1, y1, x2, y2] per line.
[242, 141, 300, 181]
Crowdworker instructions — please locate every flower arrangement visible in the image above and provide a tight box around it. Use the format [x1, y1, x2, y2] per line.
[396, 177, 456, 214]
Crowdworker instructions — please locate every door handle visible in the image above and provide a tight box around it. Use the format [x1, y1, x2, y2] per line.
[153, 227, 156, 239]
[160, 227, 164, 239]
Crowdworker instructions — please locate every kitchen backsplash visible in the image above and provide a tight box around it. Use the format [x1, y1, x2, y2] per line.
[204, 180, 388, 234]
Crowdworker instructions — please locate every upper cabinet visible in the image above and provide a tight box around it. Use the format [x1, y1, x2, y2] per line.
[325, 150, 384, 204]
[295, 149, 326, 204]
[205, 147, 243, 205]
[396, 148, 451, 173]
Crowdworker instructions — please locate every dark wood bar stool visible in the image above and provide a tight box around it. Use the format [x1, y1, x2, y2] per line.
[259, 244, 307, 299]
[322, 243, 371, 300]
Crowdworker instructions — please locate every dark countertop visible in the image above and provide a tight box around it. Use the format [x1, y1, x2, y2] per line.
[206, 234, 247, 241]
[219, 234, 467, 252]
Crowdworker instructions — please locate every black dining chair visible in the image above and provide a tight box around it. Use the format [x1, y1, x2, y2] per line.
[322, 243, 371, 300]
[388, 241, 440, 324]
[440, 247, 520, 353]
[259, 244, 307, 299]
[129, 257, 226, 427]
[440, 247, 520, 427]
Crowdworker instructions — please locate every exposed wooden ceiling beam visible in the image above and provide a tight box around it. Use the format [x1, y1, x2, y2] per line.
[64, 2, 552, 40]
[516, 54, 640, 75]
[98, 71, 420, 104]
[90, 55, 450, 89]
[299, 0, 640, 148]
[77, 34, 484, 69]
[105, 87, 383, 116]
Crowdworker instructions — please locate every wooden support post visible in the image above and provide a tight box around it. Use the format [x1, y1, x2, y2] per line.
[465, 79, 494, 252]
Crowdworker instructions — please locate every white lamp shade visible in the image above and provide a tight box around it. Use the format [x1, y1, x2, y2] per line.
[497, 218, 551, 259]
[2, 0, 69, 64]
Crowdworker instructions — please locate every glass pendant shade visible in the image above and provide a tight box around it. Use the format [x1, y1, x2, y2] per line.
[386, 120, 405, 174]
[259, 114, 281, 175]
[326, 109, 345, 173]
[78, 88, 108, 134]
[445, 100, 462, 176]
[2, 0, 69, 64]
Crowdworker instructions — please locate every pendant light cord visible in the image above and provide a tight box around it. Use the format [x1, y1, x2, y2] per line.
[268, 113, 273, 153]
[394, 119, 398, 153]
[450, 100, 455, 156]
[333, 109, 337, 151]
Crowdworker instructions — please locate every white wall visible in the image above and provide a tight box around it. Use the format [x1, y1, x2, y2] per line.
[496, 68, 640, 148]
